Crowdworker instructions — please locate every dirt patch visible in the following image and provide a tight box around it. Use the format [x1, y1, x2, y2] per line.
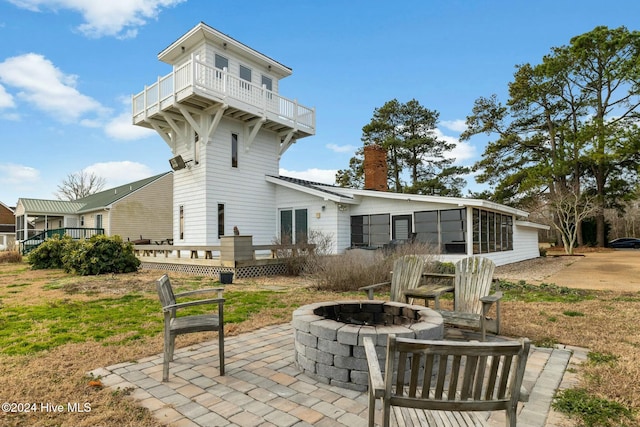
[494, 250, 640, 291]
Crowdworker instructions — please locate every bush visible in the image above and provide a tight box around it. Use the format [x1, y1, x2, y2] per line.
[28, 234, 140, 275]
[28, 235, 78, 269]
[310, 242, 437, 292]
[0, 250, 23, 264]
[63, 235, 140, 275]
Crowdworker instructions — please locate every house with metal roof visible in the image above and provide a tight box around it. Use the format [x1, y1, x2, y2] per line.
[130, 23, 547, 269]
[15, 172, 173, 253]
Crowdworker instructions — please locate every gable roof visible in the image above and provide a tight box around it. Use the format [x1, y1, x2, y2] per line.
[18, 172, 171, 215]
[268, 175, 529, 218]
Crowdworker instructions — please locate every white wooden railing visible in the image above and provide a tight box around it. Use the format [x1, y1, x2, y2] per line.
[133, 54, 315, 133]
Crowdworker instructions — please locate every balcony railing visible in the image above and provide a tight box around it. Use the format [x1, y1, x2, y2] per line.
[133, 54, 315, 134]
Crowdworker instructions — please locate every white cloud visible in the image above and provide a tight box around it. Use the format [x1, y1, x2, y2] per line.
[0, 163, 40, 184]
[279, 168, 337, 185]
[440, 119, 467, 133]
[435, 127, 476, 165]
[0, 84, 15, 108]
[105, 110, 156, 140]
[8, 0, 186, 38]
[326, 143, 357, 154]
[0, 53, 108, 123]
[84, 161, 154, 187]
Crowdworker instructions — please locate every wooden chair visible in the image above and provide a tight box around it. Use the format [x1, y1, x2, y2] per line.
[364, 334, 530, 427]
[439, 256, 502, 341]
[156, 274, 225, 382]
[359, 255, 425, 302]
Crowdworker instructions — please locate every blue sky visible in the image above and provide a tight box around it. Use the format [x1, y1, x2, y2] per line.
[1, 0, 638, 206]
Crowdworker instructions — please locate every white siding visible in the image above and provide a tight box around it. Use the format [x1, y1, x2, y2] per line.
[274, 186, 344, 252]
[172, 117, 280, 246]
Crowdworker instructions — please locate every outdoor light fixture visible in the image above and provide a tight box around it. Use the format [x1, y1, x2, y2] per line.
[169, 155, 193, 171]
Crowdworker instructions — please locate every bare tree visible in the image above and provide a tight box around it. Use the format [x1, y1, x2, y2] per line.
[55, 170, 106, 201]
[546, 188, 599, 255]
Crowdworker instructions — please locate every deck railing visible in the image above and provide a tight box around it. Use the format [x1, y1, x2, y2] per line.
[20, 227, 105, 254]
[133, 54, 315, 133]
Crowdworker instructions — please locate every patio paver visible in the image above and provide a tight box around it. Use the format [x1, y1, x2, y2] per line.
[90, 324, 584, 426]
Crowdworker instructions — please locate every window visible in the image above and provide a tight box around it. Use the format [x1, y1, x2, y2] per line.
[218, 204, 224, 238]
[414, 209, 466, 253]
[240, 65, 251, 90]
[261, 75, 272, 91]
[214, 54, 228, 70]
[280, 208, 308, 244]
[414, 210, 438, 245]
[261, 75, 273, 101]
[179, 205, 184, 240]
[80, 215, 85, 226]
[350, 214, 390, 248]
[95, 214, 103, 229]
[231, 133, 238, 168]
[440, 208, 466, 254]
[473, 208, 513, 254]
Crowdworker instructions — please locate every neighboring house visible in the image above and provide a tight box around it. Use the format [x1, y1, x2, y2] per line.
[14, 172, 173, 251]
[0, 201, 16, 250]
[133, 22, 547, 267]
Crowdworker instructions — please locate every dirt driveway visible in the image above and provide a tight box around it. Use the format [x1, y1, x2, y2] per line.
[544, 250, 640, 291]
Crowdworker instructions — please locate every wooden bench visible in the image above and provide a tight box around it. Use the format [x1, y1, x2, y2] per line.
[364, 334, 530, 427]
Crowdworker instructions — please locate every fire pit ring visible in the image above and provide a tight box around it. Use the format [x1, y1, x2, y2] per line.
[292, 300, 443, 391]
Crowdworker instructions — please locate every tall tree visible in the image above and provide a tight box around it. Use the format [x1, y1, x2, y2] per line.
[463, 26, 640, 246]
[55, 170, 106, 201]
[337, 98, 467, 195]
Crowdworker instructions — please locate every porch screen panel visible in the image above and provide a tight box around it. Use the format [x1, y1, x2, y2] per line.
[473, 208, 481, 254]
[414, 210, 438, 245]
[350, 216, 367, 246]
[441, 208, 466, 254]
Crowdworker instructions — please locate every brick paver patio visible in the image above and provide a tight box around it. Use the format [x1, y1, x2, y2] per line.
[90, 324, 585, 427]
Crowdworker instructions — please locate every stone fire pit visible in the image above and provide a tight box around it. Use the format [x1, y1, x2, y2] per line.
[292, 300, 443, 391]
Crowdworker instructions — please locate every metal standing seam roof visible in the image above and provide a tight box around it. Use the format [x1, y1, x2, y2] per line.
[18, 172, 171, 215]
[267, 175, 355, 200]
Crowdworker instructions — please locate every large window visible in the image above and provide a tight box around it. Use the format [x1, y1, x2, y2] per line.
[350, 214, 390, 248]
[280, 208, 308, 244]
[473, 208, 513, 254]
[415, 208, 466, 253]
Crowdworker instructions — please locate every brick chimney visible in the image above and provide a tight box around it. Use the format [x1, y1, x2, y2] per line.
[363, 144, 388, 191]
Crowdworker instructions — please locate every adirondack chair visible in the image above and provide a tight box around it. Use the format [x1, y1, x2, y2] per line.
[156, 274, 225, 381]
[359, 255, 425, 302]
[439, 256, 501, 341]
[364, 334, 530, 427]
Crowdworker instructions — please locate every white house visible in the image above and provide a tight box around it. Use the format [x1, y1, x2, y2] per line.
[133, 22, 547, 268]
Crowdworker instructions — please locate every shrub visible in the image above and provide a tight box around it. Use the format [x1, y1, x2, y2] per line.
[309, 242, 437, 292]
[310, 249, 391, 292]
[63, 235, 140, 275]
[28, 235, 78, 269]
[273, 230, 334, 276]
[28, 234, 140, 275]
[0, 250, 23, 264]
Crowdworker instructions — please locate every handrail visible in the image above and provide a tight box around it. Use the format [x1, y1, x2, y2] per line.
[132, 57, 315, 132]
[20, 227, 105, 254]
